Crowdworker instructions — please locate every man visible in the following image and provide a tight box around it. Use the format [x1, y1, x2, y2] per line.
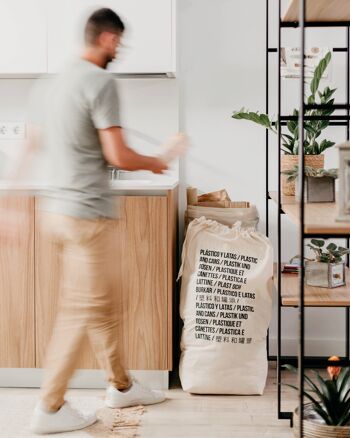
[29, 8, 177, 434]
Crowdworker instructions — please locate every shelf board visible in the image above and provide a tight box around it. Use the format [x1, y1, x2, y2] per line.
[269, 191, 350, 235]
[283, 0, 350, 23]
[274, 266, 350, 307]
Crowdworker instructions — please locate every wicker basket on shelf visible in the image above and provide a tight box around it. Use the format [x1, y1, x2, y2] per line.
[281, 154, 324, 196]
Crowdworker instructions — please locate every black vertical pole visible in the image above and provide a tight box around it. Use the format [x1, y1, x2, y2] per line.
[266, 0, 270, 360]
[266, 0, 270, 239]
[277, 0, 283, 420]
[346, 27, 350, 360]
[298, 0, 306, 436]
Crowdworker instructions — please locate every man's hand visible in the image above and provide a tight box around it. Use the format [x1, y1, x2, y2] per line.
[159, 133, 189, 164]
[148, 157, 168, 174]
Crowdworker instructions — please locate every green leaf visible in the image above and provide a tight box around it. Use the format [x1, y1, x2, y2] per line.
[260, 114, 271, 128]
[336, 398, 350, 425]
[339, 247, 350, 255]
[337, 367, 350, 394]
[311, 239, 325, 248]
[327, 243, 337, 251]
[283, 364, 297, 373]
[311, 375, 340, 424]
[338, 408, 350, 426]
[287, 121, 297, 135]
[231, 109, 277, 132]
[308, 94, 315, 105]
[305, 124, 318, 135]
[310, 51, 332, 96]
[293, 141, 299, 155]
[283, 365, 322, 395]
[281, 136, 295, 154]
[338, 368, 350, 405]
[302, 389, 333, 425]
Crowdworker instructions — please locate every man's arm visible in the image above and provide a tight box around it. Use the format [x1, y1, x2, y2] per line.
[98, 126, 168, 174]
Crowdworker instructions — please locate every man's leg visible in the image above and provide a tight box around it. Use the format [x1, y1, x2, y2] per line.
[77, 218, 131, 390]
[41, 311, 86, 411]
[80, 219, 166, 409]
[38, 218, 88, 411]
[31, 213, 100, 434]
[37, 213, 163, 423]
[41, 214, 130, 405]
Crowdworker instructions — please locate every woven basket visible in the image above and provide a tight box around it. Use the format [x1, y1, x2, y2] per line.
[281, 154, 324, 196]
[293, 405, 350, 438]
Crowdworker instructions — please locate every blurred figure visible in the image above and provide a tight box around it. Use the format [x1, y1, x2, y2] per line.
[27, 8, 185, 435]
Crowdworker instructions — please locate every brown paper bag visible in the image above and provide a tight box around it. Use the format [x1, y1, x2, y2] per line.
[197, 189, 231, 203]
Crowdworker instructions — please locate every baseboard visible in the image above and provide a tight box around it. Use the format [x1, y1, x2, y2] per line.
[269, 337, 345, 357]
[0, 369, 169, 390]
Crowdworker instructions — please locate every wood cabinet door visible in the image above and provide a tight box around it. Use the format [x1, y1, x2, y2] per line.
[35, 209, 98, 369]
[115, 196, 168, 370]
[35, 195, 168, 370]
[0, 0, 46, 74]
[0, 196, 35, 367]
[47, 0, 174, 74]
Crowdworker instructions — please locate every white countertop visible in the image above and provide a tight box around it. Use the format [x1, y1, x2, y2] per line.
[110, 177, 178, 191]
[0, 176, 178, 192]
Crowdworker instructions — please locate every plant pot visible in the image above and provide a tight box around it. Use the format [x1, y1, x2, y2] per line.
[293, 405, 350, 437]
[281, 155, 325, 196]
[295, 176, 336, 203]
[305, 261, 346, 288]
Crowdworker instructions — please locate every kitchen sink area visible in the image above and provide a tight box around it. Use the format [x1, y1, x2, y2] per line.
[108, 169, 178, 190]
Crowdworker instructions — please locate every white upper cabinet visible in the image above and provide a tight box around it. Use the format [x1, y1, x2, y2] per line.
[47, 0, 176, 75]
[0, 0, 47, 74]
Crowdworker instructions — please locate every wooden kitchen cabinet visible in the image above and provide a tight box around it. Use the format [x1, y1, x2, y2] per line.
[0, 0, 46, 74]
[35, 192, 177, 370]
[35, 209, 99, 369]
[0, 0, 176, 76]
[47, 0, 175, 74]
[0, 196, 35, 367]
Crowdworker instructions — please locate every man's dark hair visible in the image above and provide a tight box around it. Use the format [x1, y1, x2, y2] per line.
[85, 8, 125, 45]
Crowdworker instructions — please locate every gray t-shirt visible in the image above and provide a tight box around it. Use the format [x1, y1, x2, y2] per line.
[36, 59, 120, 219]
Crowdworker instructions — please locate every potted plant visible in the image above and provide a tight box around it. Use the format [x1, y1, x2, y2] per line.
[285, 357, 350, 437]
[232, 52, 335, 196]
[305, 239, 349, 288]
[282, 166, 338, 203]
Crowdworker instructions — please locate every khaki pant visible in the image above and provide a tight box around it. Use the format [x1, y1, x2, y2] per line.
[40, 212, 130, 411]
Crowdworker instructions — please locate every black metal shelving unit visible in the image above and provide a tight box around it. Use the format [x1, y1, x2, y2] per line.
[266, 0, 350, 435]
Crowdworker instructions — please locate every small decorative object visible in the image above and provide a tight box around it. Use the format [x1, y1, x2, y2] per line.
[282, 166, 337, 203]
[305, 239, 349, 288]
[285, 357, 350, 437]
[281, 46, 330, 79]
[337, 142, 350, 222]
[232, 52, 336, 196]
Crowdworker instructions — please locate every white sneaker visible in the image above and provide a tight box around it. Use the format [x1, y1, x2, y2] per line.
[105, 380, 166, 409]
[30, 401, 97, 435]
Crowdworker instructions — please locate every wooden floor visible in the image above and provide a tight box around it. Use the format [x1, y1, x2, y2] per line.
[141, 367, 295, 437]
[0, 364, 297, 438]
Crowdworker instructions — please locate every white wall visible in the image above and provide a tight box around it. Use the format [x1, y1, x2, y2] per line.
[0, 78, 179, 179]
[177, 0, 348, 357]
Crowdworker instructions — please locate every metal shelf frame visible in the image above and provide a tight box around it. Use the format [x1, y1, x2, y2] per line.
[265, 0, 350, 434]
